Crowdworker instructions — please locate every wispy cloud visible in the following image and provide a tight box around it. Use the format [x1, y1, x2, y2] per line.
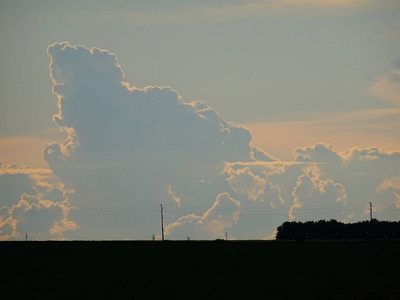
[54, 0, 377, 29]
[277, 0, 374, 7]
[371, 68, 400, 106]
[164, 192, 241, 239]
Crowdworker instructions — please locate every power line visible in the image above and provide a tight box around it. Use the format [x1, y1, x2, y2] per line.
[1, 202, 385, 218]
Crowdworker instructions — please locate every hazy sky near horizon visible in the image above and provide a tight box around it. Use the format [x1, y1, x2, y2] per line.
[1, 0, 399, 240]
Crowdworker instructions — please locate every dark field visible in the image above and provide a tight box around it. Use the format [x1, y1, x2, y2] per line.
[2, 240, 399, 299]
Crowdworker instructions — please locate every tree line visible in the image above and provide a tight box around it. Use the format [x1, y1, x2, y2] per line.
[276, 219, 400, 240]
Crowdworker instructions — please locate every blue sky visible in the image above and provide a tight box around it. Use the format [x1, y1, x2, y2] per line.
[0, 0, 399, 240]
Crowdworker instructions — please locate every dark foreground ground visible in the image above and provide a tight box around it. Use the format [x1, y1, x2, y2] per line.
[1, 240, 400, 299]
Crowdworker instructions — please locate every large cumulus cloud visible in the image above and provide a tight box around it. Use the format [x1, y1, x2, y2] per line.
[3, 42, 398, 240]
[45, 42, 268, 170]
[43, 42, 276, 240]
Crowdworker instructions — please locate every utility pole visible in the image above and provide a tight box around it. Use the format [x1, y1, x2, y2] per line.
[369, 202, 373, 221]
[25, 234, 28, 242]
[160, 204, 165, 241]
[225, 232, 228, 241]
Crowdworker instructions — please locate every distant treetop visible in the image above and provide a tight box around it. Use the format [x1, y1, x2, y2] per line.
[276, 219, 400, 240]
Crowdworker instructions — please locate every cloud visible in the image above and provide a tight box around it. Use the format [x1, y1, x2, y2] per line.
[45, 42, 258, 169]
[371, 69, 400, 106]
[225, 167, 267, 202]
[3, 42, 399, 240]
[210, 0, 376, 21]
[43, 42, 274, 239]
[376, 174, 400, 210]
[0, 163, 78, 240]
[189, 144, 398, 238]
[292, 145, 400, 221]
[164, 192, 241, 239]
[58, 0, 376, 30]
[245, 108, 400, 160]
[294, 144, 342, 163]
[371, 59, 400, 106]
[289, 166, 347, 220]
[42, 42, 399, 240]
[0, 135, 60, 169]
[277, 0, 374, 7]
[168, 185, 181, 207]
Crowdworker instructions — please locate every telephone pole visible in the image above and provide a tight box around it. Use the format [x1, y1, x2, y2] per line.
[369, 202, 373, 221]
[160, 204, 165, 241]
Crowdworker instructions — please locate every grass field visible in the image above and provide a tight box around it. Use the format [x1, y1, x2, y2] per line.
[2, 240, 399, 299]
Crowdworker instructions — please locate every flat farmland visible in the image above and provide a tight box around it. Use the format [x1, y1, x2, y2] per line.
[1, 240, 399, 299]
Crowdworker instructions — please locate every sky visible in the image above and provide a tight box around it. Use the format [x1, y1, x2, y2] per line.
[0, 0, 399, 240]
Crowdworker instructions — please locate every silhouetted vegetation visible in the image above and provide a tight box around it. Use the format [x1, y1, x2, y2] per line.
[276, 219, 400, 240]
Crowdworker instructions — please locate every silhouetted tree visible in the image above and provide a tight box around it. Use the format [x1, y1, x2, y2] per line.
[276, 220, 400, 240]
